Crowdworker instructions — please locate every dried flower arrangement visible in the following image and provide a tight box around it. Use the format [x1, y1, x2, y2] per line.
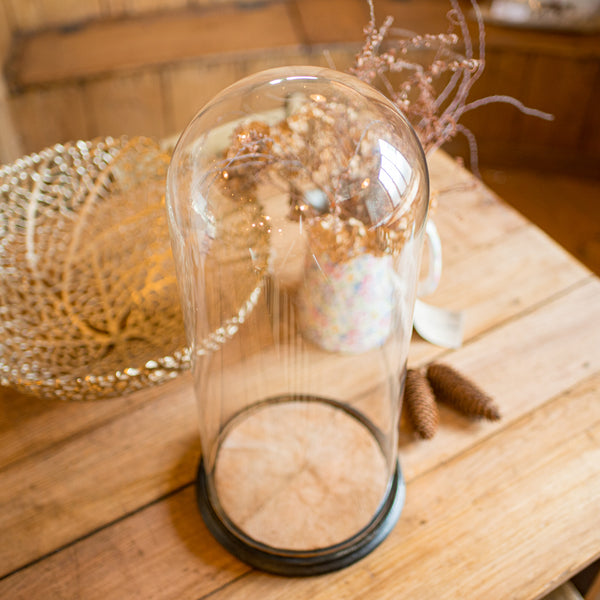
[351, 0, 553, 171]
[213, 0, 553, 267]
[218, 96, 422, 264]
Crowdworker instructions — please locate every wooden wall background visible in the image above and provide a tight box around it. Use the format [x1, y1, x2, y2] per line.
[0, 0, 599, 178]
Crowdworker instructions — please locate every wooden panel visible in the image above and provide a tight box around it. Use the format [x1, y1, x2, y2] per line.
[237, 47, 318, 79]
[9, 68, 172, 153]
[518, 55, 599, 150]
[0, 0, 19, 163]
[1, 0, 264, 32]
[83, 70, 166, 140]
[294, 0, 469, 47]
[4, 0, 599, 176]
[445, 52, 598, 174]
[482, 22, 600, 60]
[9, 3, 301, 90]
[457, 48, 531, 147]
[0, 77, 22, 163]
[4, 0, 44, 31]
[293, 0, 600, 58]
[2, 369, 598, 599]
[237, 44, 358, 77]
[307, 44, 357, 73]
[292, 0, 367, 45]
[480, 166, 600, 275]
[104, 0, 188, 17]
[448, 135, 600, 177]
[6, 0, 103, 31]
[6, 0, 600, 80]
[0, 0, 12, 58]
[443, 53, 599, 174]
[9, 82, 89, 153]
[581, 67, 600, 159]
[163, 60, 244, 136]
[163, 46, 357, 138]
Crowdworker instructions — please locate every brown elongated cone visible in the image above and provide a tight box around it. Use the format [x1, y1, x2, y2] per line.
[426, 363, 501, 421]
[404, 369, 440, 439]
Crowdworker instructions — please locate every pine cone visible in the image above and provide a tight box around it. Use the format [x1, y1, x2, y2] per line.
[426, 362, 501, 421]
[404, 369, 439, 439]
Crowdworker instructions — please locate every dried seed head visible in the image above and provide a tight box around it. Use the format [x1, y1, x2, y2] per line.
[404, 369, 440, 439]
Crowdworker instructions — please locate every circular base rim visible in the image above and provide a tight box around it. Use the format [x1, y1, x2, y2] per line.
[195, 458, 405, 576]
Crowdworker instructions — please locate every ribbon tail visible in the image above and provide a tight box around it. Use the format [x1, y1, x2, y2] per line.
[413, 299, 465, 349]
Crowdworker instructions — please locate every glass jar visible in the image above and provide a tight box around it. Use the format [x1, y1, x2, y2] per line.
[166, 66, 430, 575]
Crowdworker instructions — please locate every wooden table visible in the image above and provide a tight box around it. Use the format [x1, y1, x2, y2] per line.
[1, 152, 598, 599]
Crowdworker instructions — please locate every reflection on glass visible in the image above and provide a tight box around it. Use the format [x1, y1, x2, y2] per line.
[167, 66, 430, 575]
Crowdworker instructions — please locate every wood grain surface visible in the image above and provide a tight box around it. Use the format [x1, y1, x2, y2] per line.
[2, 0, 598, 179]
[0, 151, 598, 599]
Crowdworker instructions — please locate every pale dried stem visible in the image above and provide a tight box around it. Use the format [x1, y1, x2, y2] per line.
[459, 95, 554, 120]
[455, 123, 481, 176]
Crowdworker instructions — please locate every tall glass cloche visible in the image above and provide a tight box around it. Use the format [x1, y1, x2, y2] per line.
[166, 66, 430, 575]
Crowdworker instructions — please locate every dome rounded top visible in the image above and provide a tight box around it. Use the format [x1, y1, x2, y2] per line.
[166, 65, 430, 306]
[168, 66, 428, 244]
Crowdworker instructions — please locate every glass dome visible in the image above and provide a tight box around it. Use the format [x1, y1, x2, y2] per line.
[166, 66, 430, 574]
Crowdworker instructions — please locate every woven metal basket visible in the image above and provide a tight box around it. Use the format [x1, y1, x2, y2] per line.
[0, 136, 190, 400]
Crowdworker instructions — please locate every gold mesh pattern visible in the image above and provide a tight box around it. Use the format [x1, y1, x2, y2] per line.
[0, 137, 190, 400]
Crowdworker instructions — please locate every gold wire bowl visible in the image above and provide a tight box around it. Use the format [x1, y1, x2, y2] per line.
[0, 137, 190, 400]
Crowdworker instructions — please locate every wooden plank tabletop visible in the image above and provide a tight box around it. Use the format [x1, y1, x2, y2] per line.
[1, 151, 598, 599]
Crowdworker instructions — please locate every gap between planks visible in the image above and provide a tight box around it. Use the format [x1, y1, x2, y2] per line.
[0, 480, 194, 583]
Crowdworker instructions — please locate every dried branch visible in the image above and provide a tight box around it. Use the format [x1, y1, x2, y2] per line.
[351, 0, 554, 171]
